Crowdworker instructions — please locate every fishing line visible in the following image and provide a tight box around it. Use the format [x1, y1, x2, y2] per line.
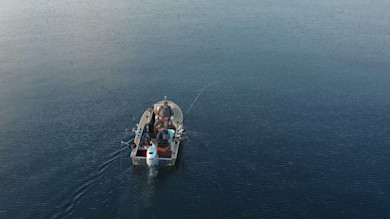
[98, 84, 138, 125]
[97, 84, 137, 173]
[184, 81, 216, 121]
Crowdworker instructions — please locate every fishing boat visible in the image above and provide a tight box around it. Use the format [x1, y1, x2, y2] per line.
[126, 99, 185, 167]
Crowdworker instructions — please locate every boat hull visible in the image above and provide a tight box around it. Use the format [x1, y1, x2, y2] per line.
[130, 100, 184, 166]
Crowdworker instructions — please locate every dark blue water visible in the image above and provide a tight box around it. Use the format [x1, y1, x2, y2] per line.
[1, 0, 390, 218]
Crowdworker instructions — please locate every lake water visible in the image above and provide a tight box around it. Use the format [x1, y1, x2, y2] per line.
[1, 0, 390, 218]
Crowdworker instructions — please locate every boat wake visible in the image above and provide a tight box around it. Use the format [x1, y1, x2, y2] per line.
[148, 165, 158, 178]
[49, 143, 129, 218]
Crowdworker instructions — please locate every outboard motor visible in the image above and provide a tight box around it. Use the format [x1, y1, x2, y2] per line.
[146, 144, 158, 167]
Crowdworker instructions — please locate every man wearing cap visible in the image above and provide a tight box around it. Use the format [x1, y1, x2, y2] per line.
[154, 100, 173, 130]
[153, 123, 171, 152]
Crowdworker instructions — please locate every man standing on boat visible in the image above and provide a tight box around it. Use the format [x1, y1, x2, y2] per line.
[154, 100, 173, 130]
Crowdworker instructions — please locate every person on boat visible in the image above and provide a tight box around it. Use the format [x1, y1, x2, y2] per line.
[154, 100, 173, 130]
[140, 125, 151, 147]
[153, 123, 171, 152]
